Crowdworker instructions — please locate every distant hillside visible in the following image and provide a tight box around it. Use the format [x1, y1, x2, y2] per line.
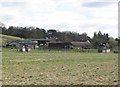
[0, 34, 24, 46]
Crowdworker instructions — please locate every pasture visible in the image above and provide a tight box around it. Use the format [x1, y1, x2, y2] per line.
[2, 48, 118, 85]
[0, 34, 23, 45]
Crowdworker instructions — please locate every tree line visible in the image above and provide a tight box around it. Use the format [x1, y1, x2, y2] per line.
[0, 25, 118, 49]
[0, 26, 91, 41]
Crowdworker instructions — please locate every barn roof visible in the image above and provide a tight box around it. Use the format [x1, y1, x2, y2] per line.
[71, 40, 91, 47]
[48, 42, 72, 45]
[19, 40, 37, 45]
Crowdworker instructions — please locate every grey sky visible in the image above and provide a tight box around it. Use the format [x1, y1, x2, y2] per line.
[0, 0, 118, 38]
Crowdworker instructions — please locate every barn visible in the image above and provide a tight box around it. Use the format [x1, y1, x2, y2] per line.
[48, 42, 71, 49]
[71, 40, 92, 49]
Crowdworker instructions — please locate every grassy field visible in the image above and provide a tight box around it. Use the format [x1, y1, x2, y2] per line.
[2, 48, 118, 85]
[0, 34, 24, 46]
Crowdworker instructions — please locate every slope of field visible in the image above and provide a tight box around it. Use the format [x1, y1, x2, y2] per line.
[0, 34, 24, 45]
[2, 48, 118, 85]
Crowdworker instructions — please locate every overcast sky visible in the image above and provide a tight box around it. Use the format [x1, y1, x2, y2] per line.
[0, 0, 118, 38]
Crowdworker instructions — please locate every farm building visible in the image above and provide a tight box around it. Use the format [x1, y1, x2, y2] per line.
[4, 38, 93, 51]
[48, 42, 71, 49]
[71, 40, 92, 49]
[98, 43, 110, 53]
[19, 39, 52, 48]
[17, 45, 31, 52]
[5, 42, 19, 47]
[30, 39, 51, 46]
[48, 40, 92, 49]
[19, 39, 38, 48]
[4, 39, 37, 48]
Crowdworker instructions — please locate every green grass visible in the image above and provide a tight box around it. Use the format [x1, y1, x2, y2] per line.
[0, 34, 24, 45]
[2, 48, 118, 85]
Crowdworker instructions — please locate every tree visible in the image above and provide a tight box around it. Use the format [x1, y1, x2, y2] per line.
[92, 31, 109, 48]
[109, 37, 118, 49]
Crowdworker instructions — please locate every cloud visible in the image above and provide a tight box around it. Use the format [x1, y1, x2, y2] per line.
[0, 0, 118, 38]
[0, 1, 26, 7]
[1, 15, 13, 21]
[24, 0, 57, 14]
[82, 2, 114, 8]
[45, 24, 69, 29]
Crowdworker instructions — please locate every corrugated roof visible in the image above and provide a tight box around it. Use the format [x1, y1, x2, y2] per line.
[71, 41, 91, 46]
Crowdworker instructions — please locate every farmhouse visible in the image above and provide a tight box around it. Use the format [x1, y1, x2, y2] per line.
[98, 44, 110, 53]
[98, 43, 110, 53]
